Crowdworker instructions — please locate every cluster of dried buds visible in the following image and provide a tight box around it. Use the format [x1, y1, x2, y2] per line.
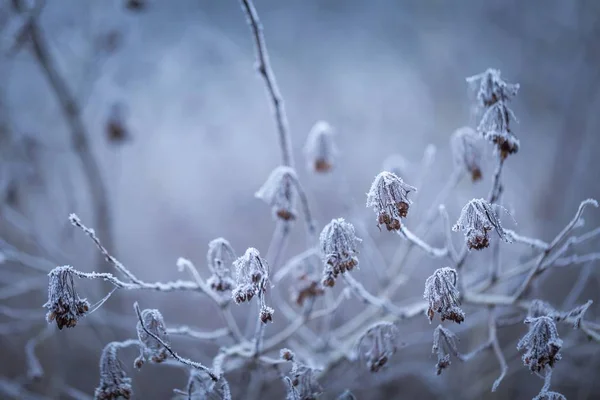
[95, 342, 134, 400]
[205, 238, 236, 292]
[232, 248, 273, 323]
[355, 322, 399, 372]
[134, 308, 170, 368]
[255, 166, 298, 222]
[450, 126, 484, 182]
[366, 171, 416, 231]
[453, 198, 511, 250]
[319, 218, 361, 287]
[517, 316, 563, 373]
[303, 121, 337, 173]
[424, 267, 465, 324]
[467, 68, 520, 159]
[44, 266, 90, 330]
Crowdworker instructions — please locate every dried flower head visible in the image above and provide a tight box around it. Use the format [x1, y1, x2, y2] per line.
[356, 322, 399, 372]
[466, 68, 519, 109]
[319, 218, 361, 287]
[366, 171, 416, 231]
[528, 299, 593, 329]
[44, 266, 90, 330]
[432, 325, 460, 375]
[453, 198, 511, 250]
[292, 273, 325, 306]
[206, 238, 236, 292]
[450, 126, 484, 182]
[134, 308, 169, 368]
[255, 166, 298, 221]
[176, 370, 231, 400]
[303, 121, 337, 173]
[517, 316, 563, 372]
[232, 248, 269, 304]
[95, 342, 134, 400]
[424, 267, 464, 324]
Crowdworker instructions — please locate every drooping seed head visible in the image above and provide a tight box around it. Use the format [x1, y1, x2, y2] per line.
[517, 316, 563, 372]
[303, 121, 337, 173]
[356, 321, 399, 372]
[366, 171, 416, 231]
[134, 308, 169, 367]
[206, 238, 236, 292]
[424, 267, 465, 324]
[231, 248, 269, 304]
[95, 342, 133, 400]
[319, 218, 361, 287]
[432, 325, 460, 375]
[255, 166, 298, 222]
[453, 198, 511, 250]
[450, 126, 484, 182]
[44, 266, 90, 330]
[477, 102, 519, 159]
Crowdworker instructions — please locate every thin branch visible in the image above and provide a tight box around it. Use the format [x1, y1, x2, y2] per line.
[488, 310, 508, 392]
[488, 156, 505, 204]
[398, 226, 448, 258]
[167, 326, 230, 341]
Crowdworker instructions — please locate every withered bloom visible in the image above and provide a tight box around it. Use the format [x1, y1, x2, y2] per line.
[231, 248, 269, 304]
[517, 316, 562, 372]
[424, 267, 465, 324]
[303, 121, 337, 173]
[134, 308, 169, 368]
[292, 273, 325, 306]
[44, 266, 90, 330]
[95, 341, 134, 400]
[453, 198, 511, 250]
[255, 166, 297, 221]
[366, 171, 416, 231]
[432, 325, 460, 375]
[450, 126, 483, 182]
[206, 238, 236, 292]
[356, 322, 399, 372]
[319, 218, 361, 287]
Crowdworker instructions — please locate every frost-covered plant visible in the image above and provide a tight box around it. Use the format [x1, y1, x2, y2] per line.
[206, 238, 236, 292]
[355, 321, 399, 372]
[303, 121, 337, 173]
[174, 370, 232, 400]
[453, 198, 511, 250]
[366, 171, 416, 231]
[517, 316, 563, 372]
[283, 354, 323, 400]
[95, 341, 135, 400]
[424, 267, 464, 324]
[319, 218, 361, 287]
[528, 299, 593, 329]
[432, 325, 460, 375]
[232, 248, 273, 323]
[134, 308, 169, 368]
[450, 126, 484, 182]
[44, 266, 90, 330]
[255, 166, 298, 221]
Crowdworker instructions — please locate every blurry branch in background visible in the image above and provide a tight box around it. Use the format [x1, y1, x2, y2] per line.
[10, 0, 114, 273]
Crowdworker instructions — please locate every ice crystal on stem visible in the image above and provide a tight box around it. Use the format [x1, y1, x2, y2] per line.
[303, 121, 337, 173]
[517, 316, 562, 372]
[206, 238, 236, 292]
[356, 321, 399, 372]
[255, 166, 297, 221]
[319, 218, 361, 287]
[424, 267, 465, 324]
[453, 198, 511, 250]
[134, 308, 170, 368]
[450, 126, 484, 182]
[44, 266, 90, 330]
[366, 171, 416, 231]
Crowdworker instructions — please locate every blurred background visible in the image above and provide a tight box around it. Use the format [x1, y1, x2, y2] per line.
[1, 0, 599, 399]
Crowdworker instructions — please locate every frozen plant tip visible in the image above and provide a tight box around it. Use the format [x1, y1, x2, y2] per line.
[356, 321, 399, 372]
[453, 198, 511, 250]
[303, 121, 337, 173]
[319, 218, 361, 287]
[432, 325, 460, 375]
[134, 308, 170, 368]
[424, 267, 465, 324]
[95, 341, 135, 400]
[466, 68, 519, 109]
[528, 299, 593, 329]
[517, 316, 562, 372]
[255, 166, 297, 221]
[366, 171, 416, 231]
[232, 248, 269, 304]
[44, 266, 90, 330]
[450, 127, 483, 182]
[206, 238, 236, 292]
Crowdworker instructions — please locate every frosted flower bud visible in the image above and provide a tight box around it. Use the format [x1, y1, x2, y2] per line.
[424, 267, 464, 324]
[255, 166, 297, 221]
[453, 198, 511, 250]
[134, 308, 169, 367]
[95, 342, 133, 400]
[356, 322, 399, 372]
[280, 348, 295, 361]
[206, 238, 236, 292]
[44, 266, 90, 330]
[450, 127, 483, 182]
[477, 102, 519, 159]
[466, 68, 519, 109]
[259, 305, 274, 324]
[319, 218, 361, 287]
[517, 316, 562, 372]
[528, 299, 592, 329]
[366, 171, 416, 232]
[303, 121, 337, 173]
[432, 325, 459, 375]
[232, 248, 269, 304]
